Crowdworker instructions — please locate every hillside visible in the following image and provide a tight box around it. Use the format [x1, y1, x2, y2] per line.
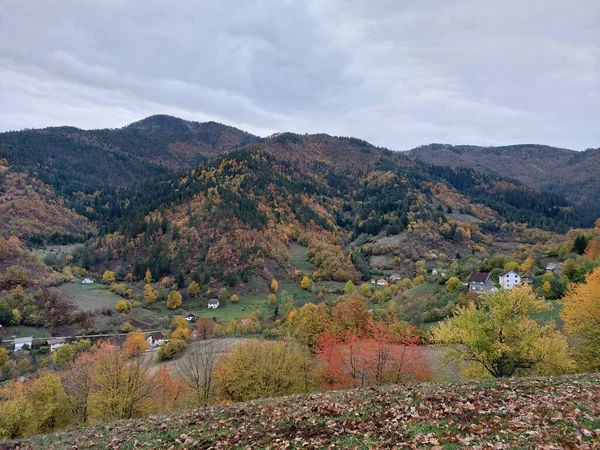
[14, 374, 600, 449]
[408, 144, 600, 210]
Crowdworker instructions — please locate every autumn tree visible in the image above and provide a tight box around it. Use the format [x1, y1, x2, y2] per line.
[0, 265, 29, 289]
[62, 352, 96, 425]
[433, 286, 574, 378]
[268, 293, 276, 305]
[144, 268, 153, 283]
[293, 303, 331, 350]
[586, 239, 600, 260]
[152, 366, 188, 413]
[187, 280, 200, 297]
[123, 329, 149, 357]
[300, 276, 314, 292]
[0, 347, 8, 367]
[196, 317, 215, 340]
[166, 291, 182, 310]
[176, 339, 223, 406]
[144, 284, 158, 303]
[270, 278, 279, 293]
[26, 372, 72, 434]
[102, 270, 116, 283]
[344, 280, 357, 296]
[88, 343, 155, 421]
[445, 276, 461, 291]
[115, 299, 131, 313]
[214, 339, 315, 402]
[560, 267, 600, 370]
[331, 296, 371, 334]
[230, 294, 239, 303]
[318, 322, 430, 389]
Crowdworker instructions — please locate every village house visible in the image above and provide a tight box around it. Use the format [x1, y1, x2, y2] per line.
[545, 262, 564, 274]
[389, 273, 402, 281]
[146, 332, 165, 348]
[521, 273, 534, 284]
[47, 337, 67, 352]
[14, 336, 33, 352]
[499, 270, 521, 290]
[468, 272, 494, 294]
[185, 313, 196, 322]
[208, 298, 220, 309]
[81, 277, 94, 284]
[376, 279, 389, 286]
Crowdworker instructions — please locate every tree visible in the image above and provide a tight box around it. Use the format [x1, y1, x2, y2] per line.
[293, 303, 330, 350]
[196, 317, 215, 340]
[144, 268, 153, 284]
[318, 323, 430, 389]
[158, 339, 187, 361]
[166, 291, 182, 310]
[115, 300, 131, 313]
[187, 281, 200, 297]
[26, 372, 72, 434]
[331, 296, 371, 334]
[586, 239, 600, 260]
[124, 329, 149, 357]
[102, 270, 116, 283]
[62, 352, 96, 425]
[144, 284, 158, 303]
[572, 235, 588, 255]
[0, 347, 8, 367]
[160, 276, 171, 288]
[270, 278, 279, 293]
[218, 287, 229, 301]
[1, 265, 29, 289]
[300, 276, 314, 292]
[214, 339, 315, 402]
[344, 280, 357, 296]
[88, 343, 155, 421]
[433, 286, 574, 378]
[176, 340, 223, 406]
[359, 283, 372, 298]
[561, 267, 600, 370]
[268, 293, 276, 305]
[230, 294, 239, 303]
[445, 276, 461, 291]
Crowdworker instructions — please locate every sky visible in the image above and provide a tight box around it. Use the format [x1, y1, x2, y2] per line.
[0, 0, 599, 151]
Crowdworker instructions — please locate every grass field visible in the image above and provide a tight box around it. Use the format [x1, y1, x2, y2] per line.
[531, 298, 563, 324]
[58, 281, 123, 312]
[24, 373, 600, 449]
[1, 325, 48, 338]
[288, 242, 314, 271]
[400, 282, 442, 300]
[34, 244, 83, 261]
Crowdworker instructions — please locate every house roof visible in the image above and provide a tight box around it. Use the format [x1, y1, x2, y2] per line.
[499, 270, 518, 277]
[468, 272, 491, 283]
[390, 273, 402, 279]
[148, 332, 165, 340]
[47, 338, 66, 345]
[208, 298, 220, 305]
[14, 337, 33, 344]
[546, 262, 564, 270]
[185, 313, 196, 318]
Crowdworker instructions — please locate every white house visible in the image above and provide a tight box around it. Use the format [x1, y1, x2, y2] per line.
[146, 332, 165, 348]
[47, 337, 67, 352]
[185, 313, 196, 322]
[81, 278, 94, 284]
[14, 337, 33, 352]
[389, 273, 402, 281]
[208, 298, 220, 309]
[545, 263, 564, 274]
[376, 279, 389, 286]
[499, 270, 521, 290]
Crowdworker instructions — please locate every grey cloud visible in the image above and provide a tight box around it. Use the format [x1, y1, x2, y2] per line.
[0, 0, 598, 150]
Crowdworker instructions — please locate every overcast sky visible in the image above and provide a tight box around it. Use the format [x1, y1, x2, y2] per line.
[1, 1, 599, 150]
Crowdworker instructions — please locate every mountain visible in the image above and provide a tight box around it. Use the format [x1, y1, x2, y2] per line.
[407, 143, 600, 210]
[0, 115, 594, 287]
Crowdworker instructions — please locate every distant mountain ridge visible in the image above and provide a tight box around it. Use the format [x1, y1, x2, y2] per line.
[407, 143, 600, 209]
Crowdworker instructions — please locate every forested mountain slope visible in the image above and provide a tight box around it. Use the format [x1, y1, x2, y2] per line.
[408, 143, 600, 209]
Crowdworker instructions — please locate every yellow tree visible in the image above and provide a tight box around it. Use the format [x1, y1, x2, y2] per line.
[270, 278, 279, 293]
[26, 372, 72, 435]
[144, 284, 158, 303]
[445, 276, 461, 291]
[268, 293, 276, 305]
[144, 268, 153, 284]
[230, 294, 239, 303]
[102, 270, 116, 283]
[166, 291, 182, 310]
[433, 286, 573, 378]
[0, 347, 8, 367]
[585, 239, 600, 260]
[115, 300, 131, 313]
[187, 281, 200, 297]
[560, 267, 600, 370]
[293, 303, 330, 349]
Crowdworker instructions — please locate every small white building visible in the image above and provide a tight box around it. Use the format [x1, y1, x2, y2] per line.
[545, 263, 564, 274]
[208, 298, 220, 309]
[389, 273, 402, 281]
[185, 313, 196, 322]
[499, 270, 521, 290]
[376, 279, 389, 286]
[14, 337, 33, 352]
[47, 337, 67, 352]
[146, 332, 165, 348]
[81, 278, 94, 284]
